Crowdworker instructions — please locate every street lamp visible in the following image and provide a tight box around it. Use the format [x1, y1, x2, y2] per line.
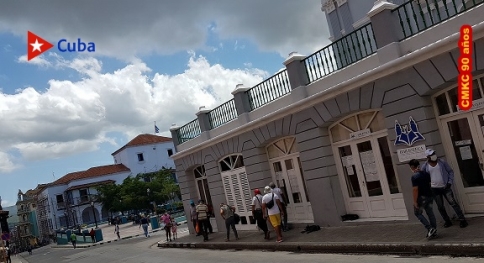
[90, 201, 98, 229]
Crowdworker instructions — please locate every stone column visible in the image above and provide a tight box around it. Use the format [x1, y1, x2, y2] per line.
[367, 0, 402, 64]
[196, 106, 212, 132]
[231, 84, 252, 115]
[283, 52, 308, 101]
[169, 124, 180, 149]
[283, 52, 309, 89]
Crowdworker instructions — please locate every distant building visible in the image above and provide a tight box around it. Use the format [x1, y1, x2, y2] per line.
[15, 188, 43, 247]
[112, 134, 175, 175]
[27, 134, 177, 232]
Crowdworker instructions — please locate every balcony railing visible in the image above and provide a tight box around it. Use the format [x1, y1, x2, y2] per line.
[247, 69, 291, 111]
[208, 99, 238, 129]
[177, 118, 202, 144]
[304, 23, 377, 84]
[393, 0, 484, 40]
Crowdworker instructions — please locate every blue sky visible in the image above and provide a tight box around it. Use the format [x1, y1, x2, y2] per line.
[0, 1, 329, 208]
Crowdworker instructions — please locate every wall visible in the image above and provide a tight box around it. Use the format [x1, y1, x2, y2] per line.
[117, 141, 176, 175]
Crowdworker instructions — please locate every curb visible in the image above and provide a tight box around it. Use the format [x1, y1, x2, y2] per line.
[157, 241, 484, 257]
[51, 229, 162, 249]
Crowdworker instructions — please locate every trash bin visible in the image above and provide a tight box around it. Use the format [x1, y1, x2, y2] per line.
[150, 216, 159, 230]
[121, 216, 128, 224]
[94, 229, 103, 242]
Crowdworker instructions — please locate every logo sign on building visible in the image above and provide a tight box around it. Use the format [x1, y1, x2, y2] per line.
[397, 145, 427, 163]
[349, 129, 371, 140]
[458, 24, 473, 111]
[394, 116, 425, 146]
[27, 31, 96, 61]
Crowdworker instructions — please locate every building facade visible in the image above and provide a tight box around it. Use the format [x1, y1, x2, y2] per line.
[170, 0, 484, 233]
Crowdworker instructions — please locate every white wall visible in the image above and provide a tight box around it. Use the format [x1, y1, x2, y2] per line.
[114, 141, 175, 175]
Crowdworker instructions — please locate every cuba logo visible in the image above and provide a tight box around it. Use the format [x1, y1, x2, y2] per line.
[27, 31, 96, 61]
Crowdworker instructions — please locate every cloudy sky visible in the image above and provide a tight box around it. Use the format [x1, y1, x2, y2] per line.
[0, 0, 330, 207]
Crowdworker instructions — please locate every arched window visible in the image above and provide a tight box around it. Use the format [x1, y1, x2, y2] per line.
[220, 154, 244, 172]
[330, 110, 385, 143]
[194, 165, 214, 216]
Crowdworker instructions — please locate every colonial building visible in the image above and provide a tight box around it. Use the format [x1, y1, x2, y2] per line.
[15, 188, 42, 247]
[170, 0, 484, 233]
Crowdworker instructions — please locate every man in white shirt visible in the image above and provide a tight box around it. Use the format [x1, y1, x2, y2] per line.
[420, 149, 468, 228]
[262, 186, 284, 243]
[269, 182, 288, 231]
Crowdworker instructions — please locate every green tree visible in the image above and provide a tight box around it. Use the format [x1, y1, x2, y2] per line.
[95, 183, 122, 214]
[96, 168, 180, 214]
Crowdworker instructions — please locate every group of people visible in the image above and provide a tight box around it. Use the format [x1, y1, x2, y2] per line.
[189, 182, 288, 243]
[252, 183, 287, 243]
[160, 212, 178, 242]
[409, 149, 469, 239]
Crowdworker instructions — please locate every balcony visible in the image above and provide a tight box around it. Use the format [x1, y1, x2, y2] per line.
[171, 0, 484, 151]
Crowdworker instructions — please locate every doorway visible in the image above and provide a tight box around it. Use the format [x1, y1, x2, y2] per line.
[440, 109, 484, 212]
[434, 75, 484, 213]
[330, 111, 407, 219]
[267, 137, 314, 223]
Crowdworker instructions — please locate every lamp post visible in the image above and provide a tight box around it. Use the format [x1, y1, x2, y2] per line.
[90, 201, 98, 229]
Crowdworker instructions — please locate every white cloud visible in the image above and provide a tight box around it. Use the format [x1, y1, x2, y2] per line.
[0, 152, 20, 173]
[0, 54, 268, 167]
[0, 1, 330, 59]
[17, 54, 52, 67]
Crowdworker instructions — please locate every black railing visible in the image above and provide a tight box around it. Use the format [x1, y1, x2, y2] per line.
[208, 99, 238, 129]
[394, 0, 484, 40]
[246, 69, 291, 110]
[177, 118, 202, 144]
[304, 23, 377, 84]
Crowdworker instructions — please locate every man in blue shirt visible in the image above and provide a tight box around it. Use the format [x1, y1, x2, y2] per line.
[409, 159, 437, 238]
[420, 149, 468, 228]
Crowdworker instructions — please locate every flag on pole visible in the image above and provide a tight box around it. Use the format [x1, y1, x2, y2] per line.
[155, 124, 160, 133]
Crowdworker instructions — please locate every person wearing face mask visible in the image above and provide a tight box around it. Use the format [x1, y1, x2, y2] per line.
[420, 149, 468, 228]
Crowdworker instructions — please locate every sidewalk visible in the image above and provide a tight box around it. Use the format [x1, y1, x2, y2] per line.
[51, 220, 188, 249]
[158, 216, 484, 257]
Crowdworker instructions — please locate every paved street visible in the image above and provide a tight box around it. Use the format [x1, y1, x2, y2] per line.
[11, 227, 484, 263]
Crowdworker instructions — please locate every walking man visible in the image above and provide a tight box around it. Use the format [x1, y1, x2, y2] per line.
[114, 223, 121, 240]
[409, 159, 437, 238]
[262, 186, 284, 243]
[421, 149, 468, 228]
[70, 232, 77, 249]
[269, 182, 288, 231]
[196, 200, 210, 241]
[220, 202, 239, 242]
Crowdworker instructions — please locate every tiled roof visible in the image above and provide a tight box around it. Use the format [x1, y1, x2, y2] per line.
[52, 164, 130, 185]
[65, 180, 116, 191]
[111, 134, 172, 156]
